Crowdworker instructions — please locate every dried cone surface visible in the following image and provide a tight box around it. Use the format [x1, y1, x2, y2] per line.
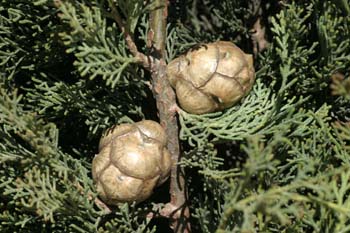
[167, 41, 255, 114]
[92, 120, 172, 205]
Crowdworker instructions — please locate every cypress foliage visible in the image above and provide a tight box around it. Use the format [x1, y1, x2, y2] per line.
[1, 0, 350, 232]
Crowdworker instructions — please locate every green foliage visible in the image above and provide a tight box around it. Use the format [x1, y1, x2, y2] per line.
[174, 0, 350, 232]
[0, 1, 152, 232]
[0, 80, 100, 231]
[116, 0, 153, 34]
[25, 75, 146, 135]
[0, 0, 63, 79]
[316, 0, 350, 74]
[1, 0, 350, 232]
[97, 203, 156, 233]
[58, 1, 145, 88]
[0, 76, 155, 232]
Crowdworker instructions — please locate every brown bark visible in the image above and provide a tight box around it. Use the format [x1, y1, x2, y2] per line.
[248, 0, 269, 56]
[148, 1, 191, 232]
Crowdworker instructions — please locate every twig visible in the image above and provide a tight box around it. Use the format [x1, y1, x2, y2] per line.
[248, 0, 269, 56]
[94, 197, 113, 214]
[108, 0, 151, 69]
[250, 18, 269, 56]
[148, 0, 191, 232]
